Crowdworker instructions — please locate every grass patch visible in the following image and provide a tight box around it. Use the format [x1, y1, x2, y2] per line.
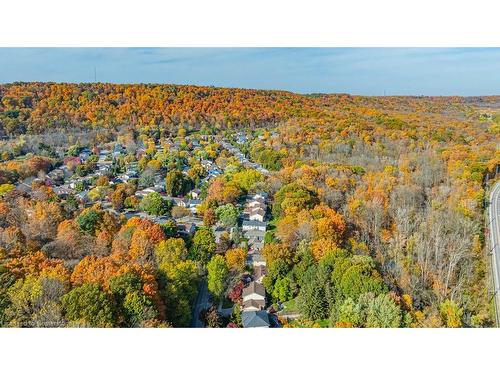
[278, 298, 299, 315]
[286, 318, 329, 328]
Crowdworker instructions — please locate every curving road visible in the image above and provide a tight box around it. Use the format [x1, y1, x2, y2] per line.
[488, 181, 500, 326]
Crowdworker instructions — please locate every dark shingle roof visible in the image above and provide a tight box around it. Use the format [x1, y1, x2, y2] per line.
[243, 299, 265, 311]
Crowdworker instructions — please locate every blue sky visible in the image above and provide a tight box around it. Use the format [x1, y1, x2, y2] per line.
[0, 48, 499, 96]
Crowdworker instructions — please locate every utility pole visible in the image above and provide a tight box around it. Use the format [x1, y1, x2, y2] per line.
[489, 243, 498, 256]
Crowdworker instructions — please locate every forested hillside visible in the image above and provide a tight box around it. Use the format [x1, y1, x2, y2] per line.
[0, 82, 499, 327]
[0, 82, 493, 135]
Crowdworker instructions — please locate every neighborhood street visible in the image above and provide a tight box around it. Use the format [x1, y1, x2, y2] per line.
[488, 181, 500, 326]
[191, 279, 210, 328]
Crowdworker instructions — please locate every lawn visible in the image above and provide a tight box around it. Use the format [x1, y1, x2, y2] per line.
[278, 298, 299, 315]
[286, 318, 330, 328]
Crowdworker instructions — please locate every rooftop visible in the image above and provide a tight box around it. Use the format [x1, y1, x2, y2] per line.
[241, 311, 270, 328]
[242, 281, 266, 298]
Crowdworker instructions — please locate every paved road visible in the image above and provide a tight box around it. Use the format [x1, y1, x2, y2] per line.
[488, 181, 500, 326]
[190, 279, 209, 328]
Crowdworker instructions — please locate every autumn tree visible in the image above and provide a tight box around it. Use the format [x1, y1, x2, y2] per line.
[139, 192, 172, 216]
[75, 207, 103, 235]
[155, 238, 199, 326]
[224, 248, 247, 272]
[61, 283, 116, 327]
[207, 255, 229, 301]
[439, 299, 463, 328]
[165, 169, 192, 197]
[190, 228, 216, 264]
[109, 272, 158, 327]
[215, 203, 239, 227]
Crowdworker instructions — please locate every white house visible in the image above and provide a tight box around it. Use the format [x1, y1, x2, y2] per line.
[242, 220, 267, 232]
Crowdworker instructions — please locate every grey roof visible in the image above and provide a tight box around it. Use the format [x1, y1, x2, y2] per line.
[241, 311, 270, 328]
[249, 208, 266, 216]
[242, 282, 266, 298]
[244, 230, 266, 239]
[242, 220, 267, 228]
[249, 250, 265, 261]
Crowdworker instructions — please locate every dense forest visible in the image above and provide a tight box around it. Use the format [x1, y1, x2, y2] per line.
[0, 82, 499, 327]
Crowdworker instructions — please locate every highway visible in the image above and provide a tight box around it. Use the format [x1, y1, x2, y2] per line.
[488, 181, 500, 326]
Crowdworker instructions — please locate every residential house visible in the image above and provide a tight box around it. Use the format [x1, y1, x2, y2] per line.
[153, 183, 165, 193]
[253, 265, 267, 283]
[247, 201, 266, 212]
[247, 238, 265, 253]
[46, 168, 65, 185]
[78, 148, 92, 161]
[214, 226, 236, 244]
[16, 176, 37, 193]
[53, 185, 74, 197]
[135, 188, 158, 198]
[242, 220, 267, 232]
[242, 282, 266, 305]
[242, 299, 265, 312]
[98, 149, 111, 164]
[249, 207, 265, 222]
[247, 249, 266, 266]
[245, 229, 265, 253]
[241, 311, 270, 328]
[244, 230, 265, 242]
[173, 198, 201, 213]
[186, 199, 202, 213]
[177, 223, 196, 236]
[246, 199, 266, 209]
